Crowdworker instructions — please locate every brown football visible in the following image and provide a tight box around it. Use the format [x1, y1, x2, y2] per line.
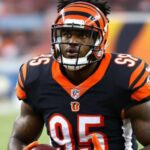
[31, 144, 56, 150]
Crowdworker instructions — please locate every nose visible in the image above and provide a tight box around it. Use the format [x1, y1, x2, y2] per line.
[69, 34, 81, 44]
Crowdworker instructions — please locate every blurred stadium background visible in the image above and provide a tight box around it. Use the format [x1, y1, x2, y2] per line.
[0, 0, 150, 149]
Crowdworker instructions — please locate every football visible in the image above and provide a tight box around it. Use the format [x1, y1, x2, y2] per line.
[31, 144, 56, 150]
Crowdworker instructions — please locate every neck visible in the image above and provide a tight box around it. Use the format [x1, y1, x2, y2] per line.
[62, 62, 99, 85]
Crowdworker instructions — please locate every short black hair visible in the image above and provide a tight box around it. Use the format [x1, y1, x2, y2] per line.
[57, 0, 111, 17]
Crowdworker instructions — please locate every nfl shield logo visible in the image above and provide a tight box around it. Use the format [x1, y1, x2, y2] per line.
[71, 89, 80, 100]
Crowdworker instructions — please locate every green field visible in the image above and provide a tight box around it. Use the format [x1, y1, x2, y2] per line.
[0, 101, 143, 150]
[0, 112, 49, 150]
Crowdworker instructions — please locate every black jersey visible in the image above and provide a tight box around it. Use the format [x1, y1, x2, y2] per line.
[16, 53, 150, 150]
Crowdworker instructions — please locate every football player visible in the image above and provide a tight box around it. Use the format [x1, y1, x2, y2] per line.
[8, 0, 150, 150]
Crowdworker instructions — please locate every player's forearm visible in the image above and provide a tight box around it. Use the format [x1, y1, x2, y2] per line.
[7, 137, 25, 150]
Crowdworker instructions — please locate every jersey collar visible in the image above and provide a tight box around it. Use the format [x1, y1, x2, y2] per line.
[52, 53, 112, 99]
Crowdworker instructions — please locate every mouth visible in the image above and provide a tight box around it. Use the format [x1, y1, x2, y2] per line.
[66, 48, 79, 58]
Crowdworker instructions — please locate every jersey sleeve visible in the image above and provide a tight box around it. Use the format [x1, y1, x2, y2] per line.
[16, 63, 27, 100]
[129, 61, 150, 102]
[16, 54, 52, 101]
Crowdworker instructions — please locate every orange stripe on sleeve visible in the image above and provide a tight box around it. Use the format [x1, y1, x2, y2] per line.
[16, 83, 27, 100]
[133, 71, 149, 89]
[131, 83, 150, 101]
[22, 63, 27, 81]
[129, 61, 145, 87]
[16, 63, 27, 100]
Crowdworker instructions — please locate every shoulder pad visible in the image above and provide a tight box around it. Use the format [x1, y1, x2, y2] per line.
[16, 54, 53, 100]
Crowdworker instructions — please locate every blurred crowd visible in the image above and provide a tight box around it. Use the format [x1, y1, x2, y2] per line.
[0, 0, 56, 59]
[0, 0, 52, 15]
[0, 0, 150, 100]
[0, 0, 149, 16]
[0, 0, 150, 59]
[110, 0, 150, 12]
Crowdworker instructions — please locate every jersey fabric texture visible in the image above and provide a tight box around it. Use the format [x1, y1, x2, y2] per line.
[16, 53, 150, 150]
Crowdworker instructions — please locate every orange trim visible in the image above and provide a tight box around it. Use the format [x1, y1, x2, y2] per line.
[22, 63, 27, 81]
[23, 141, 39, 150]
[16, 83, 27, 100]
[66, 6, 97, 15]
[131, 83, 150, 101]
[129, 61, 145, 87]
[133, 71, 149, 89]
[52, 53, 111, 99]
[92, 134, 103, 150]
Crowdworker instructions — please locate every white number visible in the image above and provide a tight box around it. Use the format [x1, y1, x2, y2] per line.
[29, 55, 51, 66]
[78, 115, 107, 150]
[49, 114, 108, 150]
[49, 114, 75, 150]
[114, 54, 138, 67]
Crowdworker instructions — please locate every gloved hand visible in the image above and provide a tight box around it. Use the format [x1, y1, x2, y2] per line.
[23, 135, 102, 150]
[92, 134, 103, 150]
[23, 141, 39, 150]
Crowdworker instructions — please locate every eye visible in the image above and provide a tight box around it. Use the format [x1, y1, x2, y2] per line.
[62, 31, 72, 38]
[80, 31, 90, 39]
